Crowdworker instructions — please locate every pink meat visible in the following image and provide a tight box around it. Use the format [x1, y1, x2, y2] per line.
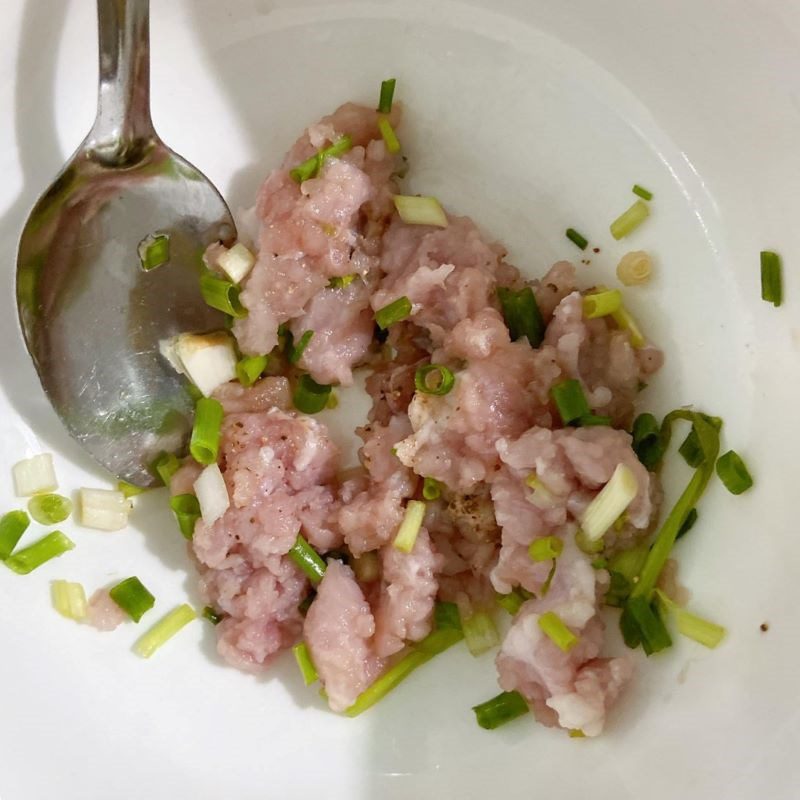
[212, 377, 291, 414]
[495, 536, 631, 736]
[86, 588, 127, 631]
[304, 560, 385, 711]
[373, 528, 443, 657]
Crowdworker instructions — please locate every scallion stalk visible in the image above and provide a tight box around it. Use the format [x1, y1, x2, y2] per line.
[0, 510, 30, 560]
[202, 606, 223, 625]
[151, 451, 180, 486]
[580, 463, 638, 543]
[632, 185, 653, 201]
[495, 589, 527, 615]
[393, 195, 448, 228]
[134, 604, 197, 658]
[434, 601, 463, 631]
[190, 397, 224, 465]
[393, 500, 426, 553]
[236, 354, 268, 387]
[293, 374, 332, 414]
[460, 609, 500, 656]
[550, 379, 590, 424]
[12, 453, 57, 496]
[610, 200, 650, 240]
[137, 232, 170, 271]
[288, 331, 314, 365]
[583, 289, 622, 319]
[422, 477, 442, 501]
[528, 536, 564, 562]
[565, 228, 589, 250]
[118, 481, 147, 498]
[577, 414, 611, 427]
[497, 286, 545, 348]
[292, 642, 319, 685]
[51, 580, 88, 621]
[760, 251, 782, 307]
[375, 296, 412, 329]
[199, 271, 248, 318]
[289, 534, 327, 584]
[611, 305, 646, 347]
[472, 690, 529, 730]
[377, 78, 396, 114]
[377, 116, 401, 154]
[109, 576, 155, 623]
[715, 450, 753, 495]
[538, 611, 579, 652]
[4, 530, 75, 575]
[170, 494, 201, 540]
[328, 274, 357, 289]
[290, 136, 353, 183]
[414, 364, 455, 396]
[27, 493, 73, 526]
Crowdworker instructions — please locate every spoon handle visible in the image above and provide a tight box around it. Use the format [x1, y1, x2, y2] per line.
[90, 0, 155, 162]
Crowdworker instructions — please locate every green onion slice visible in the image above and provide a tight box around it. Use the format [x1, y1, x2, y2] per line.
[375, 296, 412, 330]
[109, 577, 156, 623]
[566, 228, 589, 250]
[293, 374, 332, 414]
[460, 609, 500, 657]
[134, 604, 197, 658]
[27, 493, 73, 526]
[610, 199, 650, 240]
[190, 397, 224, 465]
[289, 331, 314, 365]
[760, 251, 782, 307]
[422, 477, 442, 501]
[528, 536, 564, 562]
[138, 232, 170, 271]
[497, 286, 545, 348]
[377, 116, 401, 154]
[716, 450, 753, 495]
[236, 354, 268, 388]
[611, 305, 646, 348]
[624, 596, 671, 655]
[472, 690, 529, 730]
[580, 463, 638, 543]
[51, 580, 88, 621]
[328, 274, 357, 289]
[393, 195, 448, 228]
[632, 184, 653, 201]
[289, 534, 327, 584]
[199, 271, 248, 318]
[656, 591, 726, 649]
[495, 589, 528, 616]
[0, 510, 30, 560]
[118, 481, 147, 498]
[170, 494, 201, 540]
[632, 412, 661, 469]
[583, 289, 622, 319]
[434, 601, 463, 631]
[393, 500, 426, 553]
[578, 414, 611, 427]
[538, 611, 579, 652]
[151, 451, 180, 487]
[292, 642, 319, 685]
[290, 135, 353, 183]
[676, 507, 698, 540]
[202, 606, 224, 625]
[550, 379, 590, 424]
[414, 364, 455, 396]
[378, 78, 396, 114]
[4, 530, 75, 575]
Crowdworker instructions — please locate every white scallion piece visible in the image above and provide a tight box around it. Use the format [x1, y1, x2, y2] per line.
[525, 473, 559, 509]
[580, 463, 638, 542]
[51, 580, 88, 621]
[80, 488, 130, 531]
[159, 332, 237, 397]
[393, 195, 448, 228]
[12, 453, 57, 497]
[393, 500, 426, 553]
[193, 463, 229, 526]
[217, 243, 256, 284]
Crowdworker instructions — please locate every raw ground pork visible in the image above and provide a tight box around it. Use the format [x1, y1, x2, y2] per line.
[181, 101, 663, 736]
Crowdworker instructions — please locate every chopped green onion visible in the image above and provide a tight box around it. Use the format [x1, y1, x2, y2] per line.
[580, 463, 638, 543]
[4, 530, 75, 575]
[525, 474, 558, 508]
[328, 274, 357, 289]
[656, 591, 726, 649]
[290, 135, 353, 183]
[352, 551, 380, 583]
[611, 305, 646, 347]
[202, 606, 223, 625]
[676, 508, 698, 540]
[118, 481, 147, 498]
[190, 398, 223, 465]
[495, 589, 527, 615]
[292, 642, 319, 685]
[12, 453, 57, 496]
[170, 494, 201, 539]
[377, 78, 396, 114]
[550, 379, 590, 424]
[289, 331, 314, 364]
[472, 690, 529, 730]
[624, 595, 672, 655]
[375, 296, 412, 329]
[293, 374, 332, 414]
[51, 580, 88, 621]
[716, 450, 753, 495]
[617, 250, 653, 286]
[151, 451, 180, 486]
[137, 232, 170, 271]
[422, 477, 442, 501]
[377, 116, 401, 154]
[393, 195, 448, 228]
[27, 493, 72, 526]
[583, 289, 622, 319]
[569, 729, 586, 738]
[393, 500, 426, 553]
[289, 534, 327, 584]
[434, 601, 463, 631]
[610, 199, 650, 240]
[199, 271, 248, 318]
[345, 624, 463, 716]
[678, 415, 722, 467]
[565, 228, 589, 250]
[217, 243, 256, 284]
[760, 251, 782, 307]
[529, 536, 564, 562]
[577, 414, 611, 427]
[541, 559, 558, 595]
[236, 354, 268, 387]
[0, 510, 30, 560]
[632, 412, 661, 469]
[460, 609, 500, 656]
[134, 604, 197, 658]
[632, 185, 653, 201]
[497, 286, 545, 348]
[79, 488, 130, 531]
[414, 364, 455, 396]
[109, 577, 155, 623]
[538, 611, 578, 652]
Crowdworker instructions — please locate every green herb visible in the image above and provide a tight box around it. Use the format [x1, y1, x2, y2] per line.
[293, 374, 332, 414]
[289, 534, 327, 584]
[610, 199, 650, 240]
[414, 364, 455, 396]
[565, 228, 589, 250]
[134, 604, 196, 658]
[632, 185, 653, 201]
[472, 690, 529, 730]
[375, 296, 412, 329]
[109, 577, 156, 623]
[550, 379, 590, 424]
[199, 271, 248, 317]
[4, 530, 75, 575]
[0, 510, 30, 560]
[716, 450, 753, 495]
[760, 251, 782, 307]
[289, 331, 314, 365]
[497, 286, 544, 348]
[236, 355, 268, 387]
[378, 78, 397, 114]
[170, 494, 201, 540]
[189, 398, 224, 465]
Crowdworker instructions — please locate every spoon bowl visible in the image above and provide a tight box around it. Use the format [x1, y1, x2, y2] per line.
[16, 0, 235, 486]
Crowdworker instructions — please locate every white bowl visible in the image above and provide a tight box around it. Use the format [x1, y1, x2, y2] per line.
[1, 1, 798, 798]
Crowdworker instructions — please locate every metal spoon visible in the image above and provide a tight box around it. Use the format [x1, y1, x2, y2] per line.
[16, 0, 235, 486]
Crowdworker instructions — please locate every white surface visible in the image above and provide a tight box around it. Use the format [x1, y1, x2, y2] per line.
[0, 1, 798, 798]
